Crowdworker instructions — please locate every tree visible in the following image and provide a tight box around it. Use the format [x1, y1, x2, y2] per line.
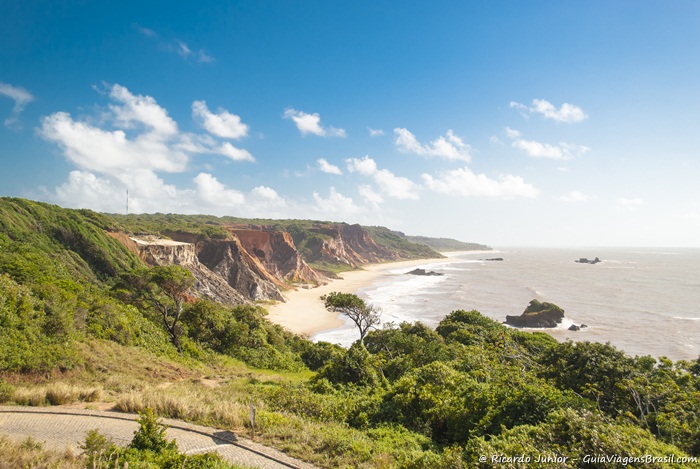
[123, 265, 195, 353]
[321, 292, 380, 343]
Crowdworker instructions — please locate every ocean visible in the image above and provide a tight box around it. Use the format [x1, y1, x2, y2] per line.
[313, 248, 700, 362]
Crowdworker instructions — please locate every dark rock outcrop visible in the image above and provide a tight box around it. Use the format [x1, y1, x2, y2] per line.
[575, 257, 601, 264]
[505, 299, 565, 328]
[405, 268, 444, 276]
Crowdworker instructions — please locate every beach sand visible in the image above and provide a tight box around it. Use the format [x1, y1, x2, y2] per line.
[264, 256, 455, 337]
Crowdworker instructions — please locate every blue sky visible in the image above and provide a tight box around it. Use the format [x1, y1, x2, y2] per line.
[2, 1, 700, 247]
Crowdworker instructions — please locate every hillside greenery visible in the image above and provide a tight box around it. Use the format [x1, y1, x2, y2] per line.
[0, 197, 699, 468]
[404, 235, 491, 252]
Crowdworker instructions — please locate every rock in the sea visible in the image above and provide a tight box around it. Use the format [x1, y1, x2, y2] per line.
[406, 268, 444, 276]
[575, 257, 601, 264]
[505, 299, 565, 328]
[568, 324, 581, 331]
[482, 257, 504, 261]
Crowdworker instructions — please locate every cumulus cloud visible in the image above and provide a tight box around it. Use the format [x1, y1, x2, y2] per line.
[217, 142, 255, 162]
[37, 84, 268, 216]
[46, 169, 192, 214]
[368, 127, 385, 137]
[192, 100, 249, 139]
[346, 156, 419, 200]
[510, 99, 588, 123]
[394, 128, 471, 162]
[0, 82, 34, 127]
[505, 127, 590, 160]
[283, 108, 346, 137]
[39, 84, 255, 174]
[421, 167, 540, 199]
[312, 187, 361, 215]
[317, 158, 343, 175]
[559, 191, 593, 203]
[358, 184, 384, 205]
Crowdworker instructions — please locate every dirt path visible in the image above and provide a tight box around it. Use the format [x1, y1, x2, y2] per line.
[0, 406, 319, 469]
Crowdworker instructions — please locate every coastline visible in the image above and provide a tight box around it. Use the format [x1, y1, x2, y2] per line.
[264, 254, 467, 337]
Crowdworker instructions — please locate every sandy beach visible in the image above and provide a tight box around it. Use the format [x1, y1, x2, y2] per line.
[264, 255, 459, 337]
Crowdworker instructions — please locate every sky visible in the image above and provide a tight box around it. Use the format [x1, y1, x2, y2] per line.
[1, 1, 700, 247]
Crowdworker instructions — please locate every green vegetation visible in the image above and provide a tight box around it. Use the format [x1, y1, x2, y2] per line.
[321, 292, 381, 343]
[404, 234, 491, 252]
[1, 197, 699, 468]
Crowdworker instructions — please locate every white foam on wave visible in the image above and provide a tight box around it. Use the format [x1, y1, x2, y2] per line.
[363, 274, 448, 325]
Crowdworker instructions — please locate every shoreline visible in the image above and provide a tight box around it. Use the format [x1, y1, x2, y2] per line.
[264, 253, 471, 337]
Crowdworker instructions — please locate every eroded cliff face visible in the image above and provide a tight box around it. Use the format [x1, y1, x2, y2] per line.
[194, 237, 285, 302]
[307, 223, 396, 268]
[116, 221, 423, 305]
[231, 229, 325, 285]
[130, 237, 248, 305]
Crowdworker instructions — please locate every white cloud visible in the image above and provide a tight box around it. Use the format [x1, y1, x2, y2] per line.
[559, 191, 593, 203]
[192, 100, 249, 139]
[368, 127, 385, 137]
[134, 25, 214, 63]
[217, 142, 255, 162]
[617, 197, 643, 210]
[394, 128, 471, 162]
[0, 82, 34, 127]
[108, 84, 178, 136]
[46, 169, 192, 214]
[358, 184, 384, 205]
[283, 108, 346, 137]
[346, 156, 419, 200]
[39, 84, 255, 175]
[506, 127, 590, 160]
[39, 111, 189, 173]
[194, 173, 246, 207]
[312, 187, 361, 215]
[174, 39, 214, 63]
[251, 186, 285, 205]
[422, 167, 540, 199]
[134, 24, 156, 37]
[510, 99, 588, 123]
[317, 158, 343, 175]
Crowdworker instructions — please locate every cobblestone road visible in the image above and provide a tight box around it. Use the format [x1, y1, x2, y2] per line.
[0, 406, 319, 469]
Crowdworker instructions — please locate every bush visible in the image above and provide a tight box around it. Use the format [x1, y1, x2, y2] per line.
[129, 408, 177, 453]
[0, 379, 14, 403]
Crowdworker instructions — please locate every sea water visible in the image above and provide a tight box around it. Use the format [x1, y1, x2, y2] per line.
[313, 248, 700, 362]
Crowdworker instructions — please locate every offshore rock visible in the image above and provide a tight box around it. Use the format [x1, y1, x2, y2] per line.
[575, 257, 601, 264]
[405, 268, 444, 276]
[505, 299, 566, 328]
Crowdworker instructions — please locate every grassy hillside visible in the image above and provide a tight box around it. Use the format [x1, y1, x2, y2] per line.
[405, 235, 491, 252]
[1, 198, 699, 468]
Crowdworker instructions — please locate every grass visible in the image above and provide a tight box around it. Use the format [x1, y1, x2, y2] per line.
[0, 436, 82, 469]
[2, 338, 440, 468]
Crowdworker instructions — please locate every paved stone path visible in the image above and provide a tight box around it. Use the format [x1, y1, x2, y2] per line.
[0, 406, 320, 469]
